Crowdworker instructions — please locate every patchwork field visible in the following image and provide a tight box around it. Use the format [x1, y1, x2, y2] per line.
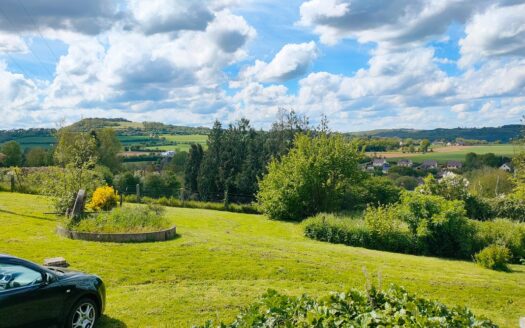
[0, 192, 523, 327]
[370, 144, 518, 163]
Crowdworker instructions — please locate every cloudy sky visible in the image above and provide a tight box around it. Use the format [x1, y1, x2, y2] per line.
[0, 0, 524, 131]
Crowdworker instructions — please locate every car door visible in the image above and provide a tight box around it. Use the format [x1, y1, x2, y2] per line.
[0, 261, 66, 328]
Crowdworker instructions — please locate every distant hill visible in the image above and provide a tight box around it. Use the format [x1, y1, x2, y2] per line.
[350, 125, 523, 143]
[69, 118, 210, 135]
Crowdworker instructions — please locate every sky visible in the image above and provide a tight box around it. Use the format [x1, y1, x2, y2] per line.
[0, 0, 524, 131]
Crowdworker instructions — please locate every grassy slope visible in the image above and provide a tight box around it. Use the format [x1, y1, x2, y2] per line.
[0, 192, 523, 327]
[388, 144, 517, 163]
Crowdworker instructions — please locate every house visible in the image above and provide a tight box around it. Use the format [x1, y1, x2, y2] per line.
[446, 160, 463, 170]
[372, 158, 387, 167]
[160, 150, 176, 157]
[397, 159, 413, 167]
[382, 163, 391, 173]
[420, 160, 438, 170]
[500, 163, 513, 172]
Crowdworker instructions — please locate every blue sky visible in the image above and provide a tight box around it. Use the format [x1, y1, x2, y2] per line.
[0, 0, 524, 131]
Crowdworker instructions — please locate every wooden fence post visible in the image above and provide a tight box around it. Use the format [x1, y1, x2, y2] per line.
[10, 175, 15, 192]
[136, 184, 141, 203]
[120, 193, 123, 207]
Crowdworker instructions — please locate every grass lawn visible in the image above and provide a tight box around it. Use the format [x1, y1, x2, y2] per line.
[0, 192, 523, 327]
[384, 144, 518, 163]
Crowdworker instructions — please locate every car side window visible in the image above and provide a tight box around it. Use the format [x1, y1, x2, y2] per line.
[0, 263, 43, 291]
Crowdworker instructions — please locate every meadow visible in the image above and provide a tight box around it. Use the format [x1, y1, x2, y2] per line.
[375, 144, 518, 163]
[0, 192, 523, 327]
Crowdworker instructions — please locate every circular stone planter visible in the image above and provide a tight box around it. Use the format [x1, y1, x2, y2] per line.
[56, 225, 177, 243]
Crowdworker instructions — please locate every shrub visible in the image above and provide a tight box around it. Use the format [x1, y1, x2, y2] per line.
[344, 176, 401, 210]
[475, 244, 512, 271]
[473, 219, 525, 262]
[398, 192, 476, 258]
[487, 197, 525, 222]
[199, 285, 496, 327]
[70, 204, 170, 233]
[303, 213, 416, 254]
[87, 186, 118, 211]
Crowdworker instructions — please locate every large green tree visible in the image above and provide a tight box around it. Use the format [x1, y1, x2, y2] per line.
[257, 133, 364, 221]
[1, 141, 22, 167]
[184, 144, 203, 196]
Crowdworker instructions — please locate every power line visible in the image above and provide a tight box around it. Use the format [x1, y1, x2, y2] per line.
[16, 0, 82, 92]
[0, 3, 53, 78]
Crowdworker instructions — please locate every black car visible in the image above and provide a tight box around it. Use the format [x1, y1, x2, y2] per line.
[0, 254, 105, 328]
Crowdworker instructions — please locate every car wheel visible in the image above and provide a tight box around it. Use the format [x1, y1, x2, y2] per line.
[66, 298, 98, 328]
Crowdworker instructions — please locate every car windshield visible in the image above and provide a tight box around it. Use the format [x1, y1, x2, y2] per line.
[0, 263, 42, 291]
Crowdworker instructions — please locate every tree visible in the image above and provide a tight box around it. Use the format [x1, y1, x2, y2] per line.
[94, 128, 122, 172]
[420, 139, 431, 153]
[25, 148, 52, 167]
[467, 167, 514, 198]
[198, 121, 223, 201]
[1, 141, 22, 167]
[184, 144, 203, 196]
[257, 133, 364, 221]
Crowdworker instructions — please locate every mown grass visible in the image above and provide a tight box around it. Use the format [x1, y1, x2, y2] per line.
[0, 192, 523, 327]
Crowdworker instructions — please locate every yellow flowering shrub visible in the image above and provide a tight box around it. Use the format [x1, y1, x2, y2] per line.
[87, 186, 118, 211]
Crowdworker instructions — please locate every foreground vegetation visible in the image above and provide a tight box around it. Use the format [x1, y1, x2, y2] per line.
[200, 285, 496, 327]
[0, 192, 523, 327]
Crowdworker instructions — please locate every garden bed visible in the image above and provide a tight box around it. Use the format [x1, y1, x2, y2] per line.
[56, 225, 177, 243]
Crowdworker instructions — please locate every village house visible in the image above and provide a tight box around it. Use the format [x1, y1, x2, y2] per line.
[420, 160, 438, 170]
[372, 158, 387, 167]
[397, 159, 413, 167]
[499, 163, 513, 172]
[446, 160, 463, 170]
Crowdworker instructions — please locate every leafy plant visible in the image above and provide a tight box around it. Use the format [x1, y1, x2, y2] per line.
[475, 244, 512, 271]
[198, 285, 496, 327]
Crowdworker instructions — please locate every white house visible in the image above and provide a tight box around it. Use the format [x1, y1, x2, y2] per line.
[372, 158, 387, 167]
[397, 159, 413, 167]
[500, 163, 512, 172]
[161, 150, 176, 157]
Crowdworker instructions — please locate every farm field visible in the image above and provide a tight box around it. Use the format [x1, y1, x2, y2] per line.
[144, 134, 208, 152]
[370, 144, 518, 163]
[0, 192, 523, 327]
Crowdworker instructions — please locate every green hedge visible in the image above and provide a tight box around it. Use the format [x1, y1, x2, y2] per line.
[199, 285, 495, 327]
[123, 195, 259, 214]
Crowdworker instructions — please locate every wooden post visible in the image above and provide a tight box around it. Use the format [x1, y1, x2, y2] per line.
[136, 184, 141, 203]
[10, 175, 15, 192]
[120, 193, 123, 207]
[70, 189, 86, 221]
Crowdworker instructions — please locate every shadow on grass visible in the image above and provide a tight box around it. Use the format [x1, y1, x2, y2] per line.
[96, 315, 128, 328]
[0, 208, 55, 221]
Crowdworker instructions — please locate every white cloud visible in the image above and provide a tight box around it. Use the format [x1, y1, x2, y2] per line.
[0, 33, 27, 53]
[298, 0, 492, 47]
[237, 41, 318, 83]
[459, 3, 525, 67]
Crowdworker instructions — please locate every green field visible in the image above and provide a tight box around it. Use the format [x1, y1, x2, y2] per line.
[388, 144, 519, 163]
[0, 192, 523, 327]
[144, 134, 208, 152]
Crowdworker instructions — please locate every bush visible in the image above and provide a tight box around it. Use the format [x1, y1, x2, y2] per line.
[344, 176, 401, 210]
[398, 192, 476, 258]
[87, 186, 118, 211]
[487, 197, 525, 222]
[303, 213, 416, 254]
[473, 219, 525, 262]
[199, 285, 496, 327]
[475, 244, 512, 271]
[70, 204, 170, 233]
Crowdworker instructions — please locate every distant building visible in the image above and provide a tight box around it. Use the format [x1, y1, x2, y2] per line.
[420, 160, 438, 170]
[446, 160, 463, 170]
[161, 150, 176, 157]
[382, 163, 391, 173]
[372, 158, 387, 167]
[500, 163, 513, 172]
[397, 159, 413, 167]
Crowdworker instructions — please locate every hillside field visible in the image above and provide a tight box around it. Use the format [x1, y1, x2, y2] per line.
[0, 192, 523, 327]
[370, 144, 518, 163]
